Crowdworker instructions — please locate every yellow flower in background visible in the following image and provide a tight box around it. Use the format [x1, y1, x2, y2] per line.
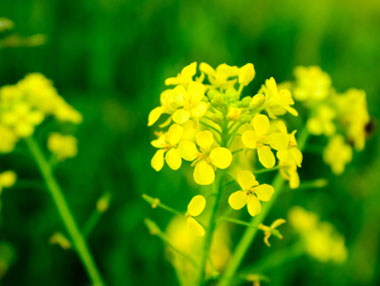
[186, 195, 206, 237]
[335, 89, 370, 151]
[151, 124, 183, 171]
[0, 125, 18, 153]
[293, 66, 332, 103]
[323, 135, 352, 175]
[48, 133, 78, 161]
[1, 102, 44, 137]
[228, 170, 274, 216]
[165, 62, 197, 86]
[306, 104, 336, 136]
[0, 170, 17, 195]
[288, 207, 347, 263]
[260, 77, 298, 118]
[242, 114, 289, 168]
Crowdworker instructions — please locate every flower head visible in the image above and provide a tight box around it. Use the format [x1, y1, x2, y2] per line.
[48, 133, 78, 161]
[323, 135, 352, 175]
[228, 170, 274, 216]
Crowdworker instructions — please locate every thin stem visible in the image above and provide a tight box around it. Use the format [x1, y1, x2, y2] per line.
[219, 216, 260, 229]
[218, 126, 309, 286]
[198, 173, 224, 285]
[253, 166, 281, 175]
[142, 193, 183, 216]
[239, 243, 304, 276]
[82, 209, 102, 239]
[25, 137, 104, 286]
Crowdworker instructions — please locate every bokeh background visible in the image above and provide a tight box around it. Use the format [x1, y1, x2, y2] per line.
[1, 0, 380, 285]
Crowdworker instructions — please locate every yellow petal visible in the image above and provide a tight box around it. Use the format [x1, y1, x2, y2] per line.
[178, 140, 199, 161]
[254, 184, 274, 202]
[191, 102, 208, 118]
[195, 130, 214, 150]
[257, 146, 276, 168]
[188, 82, 205, 102]
[290, 148, 303, 167]
[186, 217, 205, 237]
[187, 195, 206, 216]
[151, 149, 165, 171]
[182, 62, 197, 78]
[238, 63, 255, 86]
[267, 132, 289, 150]
[166, 124, 183, 145]
[247, 195, 262, 216]
[148, 106, 162, 126]
[271, 218, 286, 229]
[228, 191, 247, 210]
[0, 171, 17, 187]
[15, 122, 34, 137]
[237, 170, 257, 190]
[209, 147, 232, 169]
[165, 148, 182, 170]
[276, 150, 289, 162]
[193, 160, 215, 185]
[290, 171, 300, 189]
[172, 109, 190, 124]
[253, 114, 270, 136]
[242, 130, 258, 149]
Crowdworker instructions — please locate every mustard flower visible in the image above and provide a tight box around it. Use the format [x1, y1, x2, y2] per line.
[259, 77, 298, 118]
[47, 133, 78, 161]
[200, 63, 240, 90]
[323, 135, 352, 175]
[186, 195, 206, 237]
[0, 125, 17, 153]
[0, 170, 17, 195]
[165, 62, 197, 86]
[228, 170, 274, 216]
[293, 66, 332, 103]
[306, 104, 336, 136]
[259, 218, 286, 247]
[242, 114, 289, 168]
[151, 124, 183, 171]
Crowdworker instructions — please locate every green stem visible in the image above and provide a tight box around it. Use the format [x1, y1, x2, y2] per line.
[218, 127, 309, 286]
[25, 137, 104, 286]
[198, 173, 224, 285]
[142, 193, 183, 216]
[253, 166, 281, 175]
[239, 243, 304, 276]
[219, 217, 260, 229]
[82, 209, 102, 239]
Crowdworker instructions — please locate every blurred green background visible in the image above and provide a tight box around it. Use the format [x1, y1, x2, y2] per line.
[1, 0, 380, 285]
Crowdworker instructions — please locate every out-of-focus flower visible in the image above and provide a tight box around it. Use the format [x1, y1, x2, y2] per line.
[323, 135, 352, 175]
[48, 133, 78, 161]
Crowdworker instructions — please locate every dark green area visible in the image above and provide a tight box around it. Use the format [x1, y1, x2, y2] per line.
[0, 0, 379, 285]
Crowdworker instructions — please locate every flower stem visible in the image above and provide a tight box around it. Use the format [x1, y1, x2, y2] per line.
[218, 127, 309, 286]
[25, 137, 104, 286]
[198, 173, 224, 285]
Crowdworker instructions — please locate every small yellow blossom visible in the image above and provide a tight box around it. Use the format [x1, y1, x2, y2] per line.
[186, 195, 206, 237]
[200, 63, 239, 90]
[288, 207, 347, 263]
[323, 135, 352, 175]
[260, 77, 298, 118]
[259, 218, 286, 247]
[165, 62, 197, 86]
[238, 63, 255, 87]
[48, 133, 78, 161]
[0, 125, 18, 153]
[279, 161, 300, 189]
[306, 105, 336, 136]
[242, 114, 289, 168]
[0, 170, 17, 195]
[228, 170, 274, 216]
[293, 66, 332, 103]
[151, 124, 183, 171]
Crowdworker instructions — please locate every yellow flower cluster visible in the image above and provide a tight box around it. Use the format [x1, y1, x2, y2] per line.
[290, 66, 370, 174]
[48, 133, 78, 161]
[0, 73, 82, 154]
[148, 62, 302, 194]
[288, 206, 347, 263]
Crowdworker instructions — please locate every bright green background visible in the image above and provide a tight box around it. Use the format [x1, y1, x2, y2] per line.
[1, 0, 379, 285]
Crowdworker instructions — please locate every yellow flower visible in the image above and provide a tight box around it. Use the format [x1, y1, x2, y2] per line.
[323, 135, 352, 175]
[190, 130, 233, 185]
[0, 170, 17, 195]
[1, 102, 44, 137]
[275, 122, 303, 167]
[200, 63, 239, 89]
[279, 161, 300, 189]
[288, 207, 347, 263]
[47, 133, 78, 161]
[186, 195, 206, 237]
[228, 170, 274, 216]
[259, 218, 286, 247]
[293, 66, 332, 102]
[0, 125, 18, 153]
[260, 77, 298, 118]
[151, 124, 183, 171]
[306, 104, 336, 136]
[238, 63, 255, 87]
[165, 62, 197, 86]
[242, 114, 289, 168]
